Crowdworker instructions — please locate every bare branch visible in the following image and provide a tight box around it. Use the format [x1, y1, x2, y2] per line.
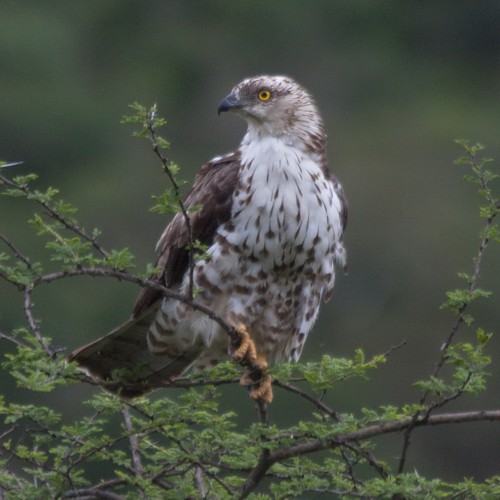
[32, 266, 234, 338]
[273, 379, 339, 421]
[0, 268, 24, 290]
[0, 161, 23, 169]
[0, 172, 108, 258]
[0, 232, 31, 268]
[239, 409, 500, 498]
[382, 340, 407, 358]
[397, 147, 499, 473]
[23, 287, 53, 357]
[342, 442, 389, 480]
[0, 331, 30, 349]
[62, 488, 124, 499]
[194, 466, 206, 498]
[145, 113, 196, 300]
[432, 213, 493, 378]
[33, 266, 268, 388]
[122, 407, 143, 478]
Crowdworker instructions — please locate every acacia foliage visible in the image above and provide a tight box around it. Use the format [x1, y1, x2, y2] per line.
[0, 109, 499, 498]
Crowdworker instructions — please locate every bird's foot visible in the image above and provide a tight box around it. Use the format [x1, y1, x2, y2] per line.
[231, 323, 257, 364]
[231, 323, 273, 404]
[241, 364, 273, 404]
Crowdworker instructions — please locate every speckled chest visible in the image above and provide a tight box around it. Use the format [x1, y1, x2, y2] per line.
[220, 138, 340, 277]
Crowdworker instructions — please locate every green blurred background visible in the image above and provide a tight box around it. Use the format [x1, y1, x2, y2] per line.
[1, 0, 499, 483]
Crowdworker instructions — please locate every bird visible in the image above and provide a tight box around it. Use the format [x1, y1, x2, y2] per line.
[69, 75, 348, 403]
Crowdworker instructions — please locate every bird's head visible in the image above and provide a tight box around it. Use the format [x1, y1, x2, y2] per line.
[218, 75, 324, 140]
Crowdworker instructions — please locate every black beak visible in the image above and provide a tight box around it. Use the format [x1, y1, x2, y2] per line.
[218, 92, 242, 116]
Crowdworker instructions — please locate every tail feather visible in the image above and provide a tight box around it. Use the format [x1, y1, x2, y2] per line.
[68, 305, 202, 398]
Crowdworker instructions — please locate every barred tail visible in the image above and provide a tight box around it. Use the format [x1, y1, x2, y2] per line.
[68, 305, 202, 398]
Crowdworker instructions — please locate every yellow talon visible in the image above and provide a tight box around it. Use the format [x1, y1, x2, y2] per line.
[249, 373, 273, 404]
[230, 323, 273, 404]
[232, 323, 257, 364]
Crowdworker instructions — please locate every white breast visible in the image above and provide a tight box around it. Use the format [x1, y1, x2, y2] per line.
[221, 136, 343, 281]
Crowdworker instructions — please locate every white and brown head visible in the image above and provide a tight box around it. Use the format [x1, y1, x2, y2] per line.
[218, 75, 325, 149]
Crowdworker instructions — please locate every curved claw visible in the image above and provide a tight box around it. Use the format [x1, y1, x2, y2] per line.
[249, 373, 273, 404]
[230, 323, 273, 404]
[231, 323, 257, 364]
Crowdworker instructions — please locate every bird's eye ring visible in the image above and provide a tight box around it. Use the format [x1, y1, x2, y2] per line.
[258, 90, 271, 101]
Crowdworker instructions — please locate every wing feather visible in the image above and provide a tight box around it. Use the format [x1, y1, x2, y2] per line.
[132, 152, 241, 317]
[330, 173, 348, 231]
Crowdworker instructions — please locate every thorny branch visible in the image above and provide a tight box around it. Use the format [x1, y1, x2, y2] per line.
[145, 109, 196, 301]
[239, 410, 500, 498]
[0, 232, 32, 269]
[29, 266, 239, 342]
[122, 407, 143, 479]
[273, 379, 339, 421]
[0, 331, 29, 349]
[23, 286, 53, 357]
[0, 171, 108, 259]
[2, 260, 270, 403]
[397, 145, 500, 474]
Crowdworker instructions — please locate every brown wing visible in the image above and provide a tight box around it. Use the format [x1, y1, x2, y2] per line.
[132, 151, 241, 317]
[69, 152, 242, 396]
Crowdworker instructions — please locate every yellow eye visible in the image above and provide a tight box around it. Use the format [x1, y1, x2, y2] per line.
[258, 90, 271, 101]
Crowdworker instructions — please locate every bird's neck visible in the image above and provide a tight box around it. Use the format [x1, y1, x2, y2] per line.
[240, 124, 327, 175]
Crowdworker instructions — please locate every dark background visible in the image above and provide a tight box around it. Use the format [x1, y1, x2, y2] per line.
[1, 0, 499, 482]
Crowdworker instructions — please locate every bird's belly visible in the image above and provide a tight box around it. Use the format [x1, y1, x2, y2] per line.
[225, 183, 338, 273]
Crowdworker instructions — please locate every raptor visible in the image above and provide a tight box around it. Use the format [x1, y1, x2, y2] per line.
[70, 75, 348, 403]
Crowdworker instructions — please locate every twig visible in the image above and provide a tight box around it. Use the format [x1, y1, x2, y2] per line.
[0, 161, 23, 169]
[122, 407, 143, 478]
[431, 213, 492, 379]
[23, 287, 53, 357]
[0, 232, 31, 268]
[422, 372, 473, 421]
[0, 268, 24, 290]
[239, 409, 500, 498]
[145, 113, 196, 300]
[169, 438, 235, 496]
[194, 466, 206, 498]
[273, 379, 339, 421]
[398, 212, 497, 473]
[342, 442, 389, 479]
[0, 331, 30, 349]
[32, 266, 266, 386]
[382, 340, 407, 358]
[397, 148, 499, 473]
[0, 426, 17, 442]
[0, 172, 108, 259]
[339, 446, 364, 489]
[32, 267, 235, 339]
[62, 488, 124, 499]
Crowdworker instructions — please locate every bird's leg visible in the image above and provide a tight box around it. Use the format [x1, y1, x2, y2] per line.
[230, 323, 273, 404]
[231, 323, 257, 364]
[244, 353, 273, 404]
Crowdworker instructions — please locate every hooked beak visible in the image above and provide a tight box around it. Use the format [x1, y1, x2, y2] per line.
[218, 92, 243, 116]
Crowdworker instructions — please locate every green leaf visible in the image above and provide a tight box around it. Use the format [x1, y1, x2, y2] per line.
[104, 248, 135, 270]
[150, 187, 181, 214]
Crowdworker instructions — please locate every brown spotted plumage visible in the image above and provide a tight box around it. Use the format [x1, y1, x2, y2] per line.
[69, 75, 347, 399]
